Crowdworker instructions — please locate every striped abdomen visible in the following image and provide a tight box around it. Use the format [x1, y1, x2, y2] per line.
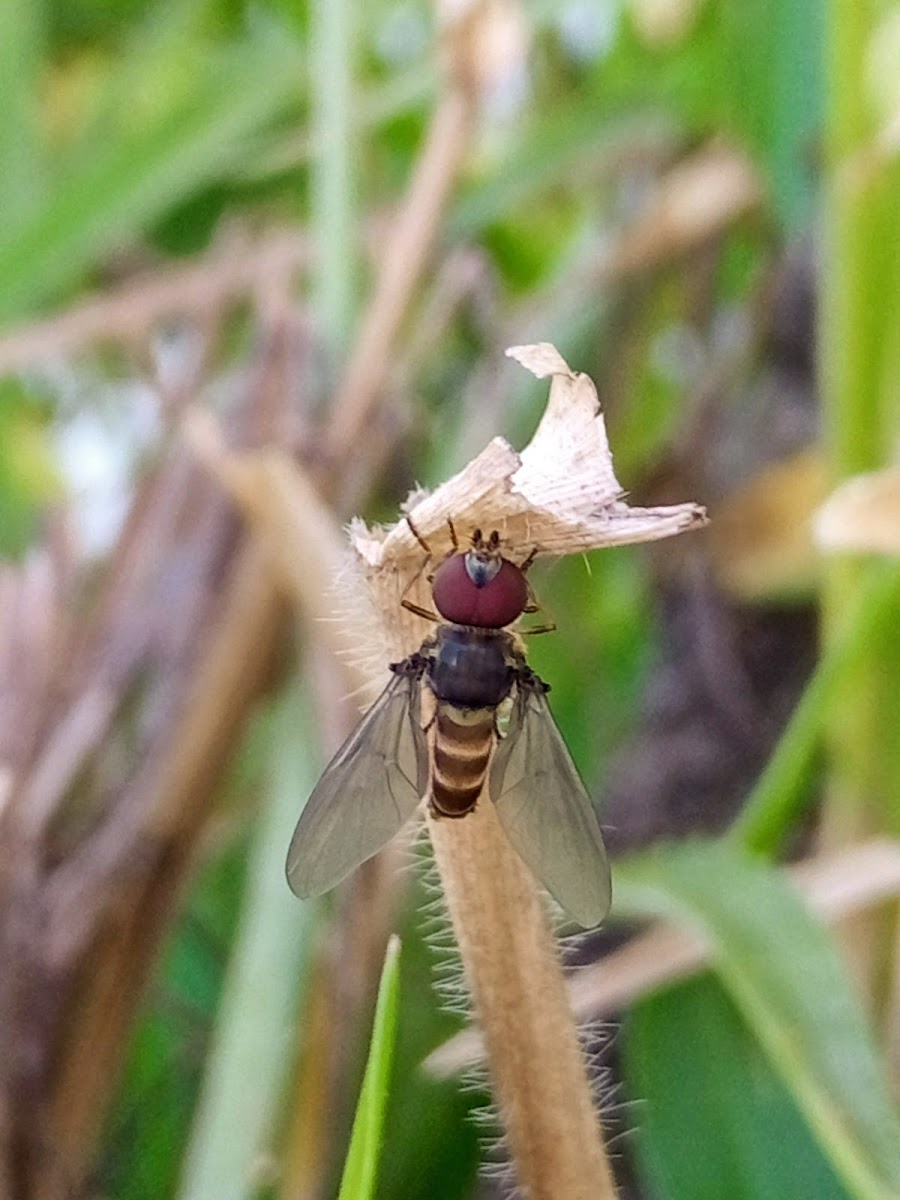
[430, 704, 495, 818]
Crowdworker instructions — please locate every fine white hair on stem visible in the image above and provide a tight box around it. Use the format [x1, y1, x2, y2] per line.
[346, 343, 704, 1200]
[351, 344, 705, 663]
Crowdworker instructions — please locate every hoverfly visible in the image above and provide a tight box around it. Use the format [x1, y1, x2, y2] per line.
[285, 526, 611, 927]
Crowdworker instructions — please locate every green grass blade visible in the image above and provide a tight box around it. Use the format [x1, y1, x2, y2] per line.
[731, 559, 900, 855]
[338, 935, 402, 1200]
[626, 976, 847, 1200]
[0, 21, 302, 325]
[719, 0, 823, 231]
[614, 840, 900, 1200]
[0, 0, 45, 223]
[310, 0, 358, 357]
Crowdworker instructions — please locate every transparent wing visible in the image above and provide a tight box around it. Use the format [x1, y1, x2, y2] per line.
[286, 672, 428, 899]
[489, 683, 611, 928]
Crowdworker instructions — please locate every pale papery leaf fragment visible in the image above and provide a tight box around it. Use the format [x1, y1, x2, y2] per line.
[351, 342, 707, 658]
[815, 467, 900, 555]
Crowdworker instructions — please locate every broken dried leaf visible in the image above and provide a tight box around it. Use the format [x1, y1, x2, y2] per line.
[352, 342, 706, 658]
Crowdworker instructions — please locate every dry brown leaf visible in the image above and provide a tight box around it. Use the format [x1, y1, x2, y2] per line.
[605, 143, 762, 276]
[708, 448, 828, 599]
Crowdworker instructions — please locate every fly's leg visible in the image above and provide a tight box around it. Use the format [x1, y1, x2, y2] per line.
[403, 599, 442, 621]
[406, 513, 460, 556]
[402, 515, 462, 621]
[523, 577, 542, 616]
[401, 517, 440, 620]
[516, 545, 548, 617]
[401, 564, 441, 622]
[509, 655, 551, 695]
[520, 582, 557, 632]
[517, 552, 557, 632]
[406, 514, 431, 555]
[389, 648, 431, 680]
[519, 545, 539, 573]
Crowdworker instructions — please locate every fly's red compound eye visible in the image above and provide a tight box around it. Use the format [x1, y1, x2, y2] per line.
[432, 552, 528, 628]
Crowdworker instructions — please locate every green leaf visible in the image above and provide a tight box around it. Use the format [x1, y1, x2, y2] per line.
[449, 107, 678, 241]
[614, 840, 900, 1200]
[718, 0, 823, 231]
[310, 0, 359, 356]
[626, 976, 847, 1200]
[0, 19, 303, 325]
[338, 934, 402, 1200]
[0, 0, 45, 223]
[732, 561, 900, 855]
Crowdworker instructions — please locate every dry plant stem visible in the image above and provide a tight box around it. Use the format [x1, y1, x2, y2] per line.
[0, 314, 305, 1198]
[181, 342, 702, 1196]
[431, 837, 900, 1077]
[44, 541, 285, 1198]
[323, 86, 476, 462]
[347, 342, 701, 1197]
[184, 342, 701, 1198]
[0, 228, 309, 372]
[429, 804, 617, 1200]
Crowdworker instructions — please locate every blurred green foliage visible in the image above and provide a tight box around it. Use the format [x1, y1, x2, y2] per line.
[0, 379, 61, 557]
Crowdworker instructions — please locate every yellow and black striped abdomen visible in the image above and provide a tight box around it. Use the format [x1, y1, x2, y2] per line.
[430, 704, 495, 818]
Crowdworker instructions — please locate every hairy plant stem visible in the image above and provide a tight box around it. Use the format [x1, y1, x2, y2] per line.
[428, 802, 617, 1200]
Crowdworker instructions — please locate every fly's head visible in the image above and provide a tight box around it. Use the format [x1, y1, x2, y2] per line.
[431, 528, 528, 629]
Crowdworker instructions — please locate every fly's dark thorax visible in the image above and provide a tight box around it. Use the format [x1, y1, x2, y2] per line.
[427, 626, 514, 818]
[428, 626, 513, 709]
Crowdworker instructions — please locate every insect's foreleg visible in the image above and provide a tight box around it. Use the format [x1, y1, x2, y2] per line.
[400, 541, 440, 622]
[519, 545, 539, 573]
[405, 514, 431, 555]
[389, 648, 432, 679]
[519, 570, 556, 632]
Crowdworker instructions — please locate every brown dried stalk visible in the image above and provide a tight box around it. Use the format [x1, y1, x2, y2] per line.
[188, 340, 704, 1196]
[430, 837, 900, 1077]
[429, 802, 617, 1198]
[346, 344, 705, 1198]
[0, 227, 310, 374]
[0, 310, 313, 1200]
[323, 88, 477, 468]
[321, 0, 527, 486]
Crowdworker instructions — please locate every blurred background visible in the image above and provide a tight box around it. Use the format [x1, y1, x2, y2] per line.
[1, 1, 900, 1198]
